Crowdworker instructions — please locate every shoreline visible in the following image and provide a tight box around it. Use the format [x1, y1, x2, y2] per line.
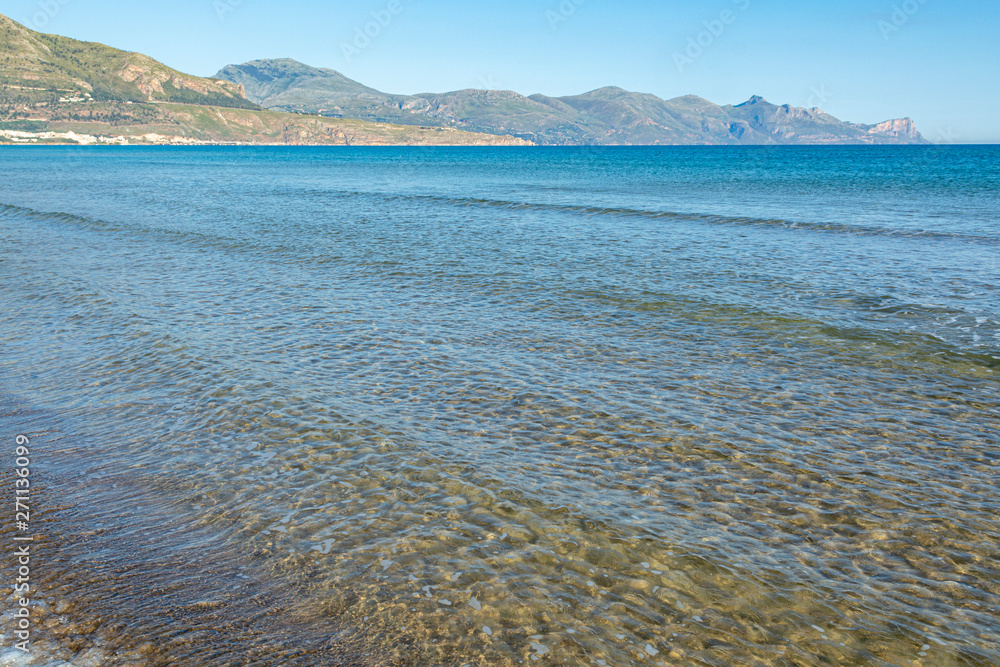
[1, 147, 997, 666]
[0, 129, 533, 148]
[0, 394, 383, 667]
[0, 137, 976, 147]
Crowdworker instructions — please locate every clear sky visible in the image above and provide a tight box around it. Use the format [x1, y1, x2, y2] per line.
[5, 0, 999, 142]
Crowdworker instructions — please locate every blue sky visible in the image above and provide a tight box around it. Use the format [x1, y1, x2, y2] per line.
[6, 0, 999, 142]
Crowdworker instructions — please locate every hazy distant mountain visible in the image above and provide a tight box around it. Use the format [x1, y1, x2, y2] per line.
[215, 58, 449, 127]
[217, 59, 927, 145]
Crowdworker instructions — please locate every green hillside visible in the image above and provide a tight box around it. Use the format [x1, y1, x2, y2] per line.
[0, 15, 530, 146]
[0, 12, 257, 109]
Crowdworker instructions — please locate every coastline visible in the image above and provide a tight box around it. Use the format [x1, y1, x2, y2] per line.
[0, 102, 534, 148]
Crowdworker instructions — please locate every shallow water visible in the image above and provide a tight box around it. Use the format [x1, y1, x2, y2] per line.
[0, 146, 998, 666]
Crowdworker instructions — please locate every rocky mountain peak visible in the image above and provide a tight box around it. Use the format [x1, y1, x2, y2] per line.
[738, 95, 768, 106]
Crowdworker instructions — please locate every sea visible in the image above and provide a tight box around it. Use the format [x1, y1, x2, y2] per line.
[0, 145, 998, 667]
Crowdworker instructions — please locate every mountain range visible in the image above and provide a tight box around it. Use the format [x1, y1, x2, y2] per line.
[216, 58, 926, 145]
[0, 12, 925, 146]
[0, 13, 526, 145]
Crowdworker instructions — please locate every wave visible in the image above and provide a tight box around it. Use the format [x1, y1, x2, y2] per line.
[3, 199, 996, 377]
[279, 189, 1000, 246]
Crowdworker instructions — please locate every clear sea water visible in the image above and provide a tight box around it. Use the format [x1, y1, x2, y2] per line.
[0, 146, 998, 666]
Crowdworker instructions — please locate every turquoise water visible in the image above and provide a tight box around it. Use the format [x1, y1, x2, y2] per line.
[0, 146, 998, 666]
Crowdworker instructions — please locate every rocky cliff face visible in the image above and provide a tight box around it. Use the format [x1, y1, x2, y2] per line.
[117, 56, 247, 101]
[869, 118, 921, 140]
